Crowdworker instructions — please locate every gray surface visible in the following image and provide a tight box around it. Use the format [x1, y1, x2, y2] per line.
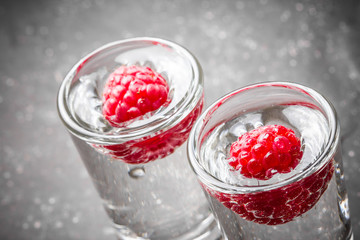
[0, 0, 359, 239]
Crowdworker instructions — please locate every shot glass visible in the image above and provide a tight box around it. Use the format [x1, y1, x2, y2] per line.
[57, 37, 220, 240]
[188, 82, 353, 239]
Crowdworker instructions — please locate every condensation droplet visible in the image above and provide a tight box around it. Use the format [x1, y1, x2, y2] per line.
[3, 172, 11, 179]
[128, 166, 145, 179]
[55, 221, 63, 228]
[259, 66, 266, 73]
[39, 26, 49, 35]
[48, 197, 56, 204]
[296, 3, 304, 12]
[72, 216, 79, 224]
[34, 221, 42, 229]
[5, 78, 15, 87]
[290, 59, 297, 67]
[236, 1, 244, 10]
[280, 10, 291, 22]
[348, 150, 355, 157]
[22, 222, 29, 229]
[45, 48, 54, 57]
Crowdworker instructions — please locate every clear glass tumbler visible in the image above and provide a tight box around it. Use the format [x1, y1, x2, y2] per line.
[57, 37, 220, 240]
[188, 82, 353, 240]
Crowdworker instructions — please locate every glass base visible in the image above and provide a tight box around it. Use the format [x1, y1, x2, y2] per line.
[114, 214, 222, 240]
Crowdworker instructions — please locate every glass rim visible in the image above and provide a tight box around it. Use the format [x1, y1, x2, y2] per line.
[57, 37, 203, 144]
[187, 82, 339, 194]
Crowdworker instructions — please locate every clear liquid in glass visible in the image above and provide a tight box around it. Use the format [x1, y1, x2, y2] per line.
[199, 104, 352, 240]
[59, 39, 221, 240]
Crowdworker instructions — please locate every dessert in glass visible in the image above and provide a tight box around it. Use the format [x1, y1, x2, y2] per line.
[57, 37, 220, 240]
[188, 82, 353, 239]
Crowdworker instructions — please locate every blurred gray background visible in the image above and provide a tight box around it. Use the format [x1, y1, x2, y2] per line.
[0, 0, 360, 239]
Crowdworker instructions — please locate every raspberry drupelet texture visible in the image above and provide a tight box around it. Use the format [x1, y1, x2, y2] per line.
[228, 124, 303, 180]
[203, 160, 334, 225]
[96, 99, 203, 164]
[102, 65, 170, 127]
[96, 64, 203, 164]
[203, 124, 334, 225]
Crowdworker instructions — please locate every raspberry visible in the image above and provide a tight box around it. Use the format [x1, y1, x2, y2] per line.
[102, 65, 170, 127]
[94, 98, 204, 164]
[203, 160, 334, 225]
[228, 125, 303, 180]
[202, 124, 334, 225]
